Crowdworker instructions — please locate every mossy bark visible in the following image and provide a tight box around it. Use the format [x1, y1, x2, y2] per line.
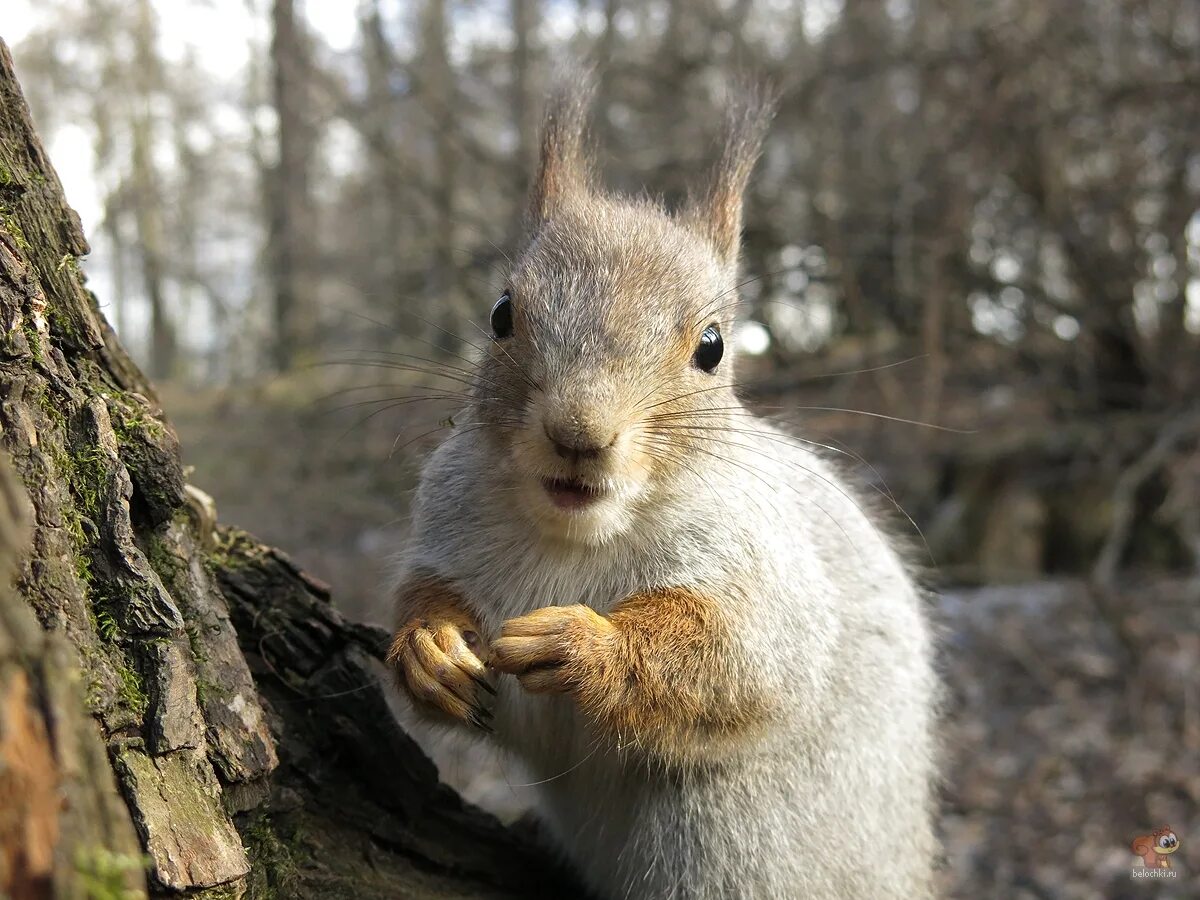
[0, 39, 580, 899]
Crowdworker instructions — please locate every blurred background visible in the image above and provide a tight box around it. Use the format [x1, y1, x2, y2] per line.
[4, 1, 1199, 896]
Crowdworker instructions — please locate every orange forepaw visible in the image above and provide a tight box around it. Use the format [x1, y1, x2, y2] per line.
[388, 578, 496, 730]
[490, 604, 617, 694]
[492, 588, 770, 762]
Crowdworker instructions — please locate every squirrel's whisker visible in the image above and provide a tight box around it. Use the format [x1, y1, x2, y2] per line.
[388, 420, 508, 460]
[311, 383, 475, 407]
[464, 318, 542, 395]
[320, 357, 517, 397]
[334, 306, 541, 399]
[648, 427, 892, 556]
[323, 394, 489, 417]
[644, 416, 929, 555]
[632, 435, 789, 525]
[690, 264, 801, 331]
[326, 348, 494, 384]
[318, 361, 480, 392]
[643, 396, 968, 434]
[636, 431, 862, 561]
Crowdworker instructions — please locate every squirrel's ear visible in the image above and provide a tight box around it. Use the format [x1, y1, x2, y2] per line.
[527, 76, 596, 229]
[685, 86, 776, 263]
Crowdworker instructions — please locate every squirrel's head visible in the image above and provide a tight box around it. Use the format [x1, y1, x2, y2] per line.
[1153, 827, 1180, 855]
[471, 78, 774, 545]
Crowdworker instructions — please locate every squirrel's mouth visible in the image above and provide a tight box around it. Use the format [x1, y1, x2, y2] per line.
[542, 477, 602, 510]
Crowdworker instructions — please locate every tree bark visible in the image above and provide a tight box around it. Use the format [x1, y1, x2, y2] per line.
[0, 39, 581, 900]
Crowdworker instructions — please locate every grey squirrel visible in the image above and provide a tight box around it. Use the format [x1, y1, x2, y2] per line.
[388, 79, 939, 899]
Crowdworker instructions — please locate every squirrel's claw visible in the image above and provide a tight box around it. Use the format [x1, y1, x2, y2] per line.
[389, 619, 496, 726]
[469, 709, 494, 733]
[470, 673, 498, 696]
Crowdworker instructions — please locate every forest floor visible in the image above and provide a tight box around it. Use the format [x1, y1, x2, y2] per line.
[936, 577, 1197, 899]
[162, 378, 1198, 900]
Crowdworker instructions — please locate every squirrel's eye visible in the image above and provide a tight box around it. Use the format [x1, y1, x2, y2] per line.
[693, 324, 723, 373]
[491, 292, 514, 339]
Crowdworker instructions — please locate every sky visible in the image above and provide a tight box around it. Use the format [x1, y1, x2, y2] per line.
[4, 0, 359, 237]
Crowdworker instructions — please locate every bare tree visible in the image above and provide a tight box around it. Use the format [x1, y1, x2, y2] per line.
[267, 0, 316, 370]
[511, 0, 538, 205]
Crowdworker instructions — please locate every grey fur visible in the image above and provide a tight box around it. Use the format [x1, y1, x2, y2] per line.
[394, 83, 939, 899]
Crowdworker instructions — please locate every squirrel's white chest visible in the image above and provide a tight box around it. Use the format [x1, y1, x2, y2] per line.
[465, 539, 652, 634]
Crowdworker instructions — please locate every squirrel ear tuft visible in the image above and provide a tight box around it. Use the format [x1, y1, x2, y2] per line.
[686, 85, 776, 264]
[527, 73, 597, 229]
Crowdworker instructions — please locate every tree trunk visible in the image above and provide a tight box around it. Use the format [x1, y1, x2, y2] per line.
[131, 0, 176, 382]
[361, 0, 408, 317]
[510, 0, 537, 201]
[422, 0, 464, 353]
[0, 39, 581, 900]
[267, 0, 316, 371]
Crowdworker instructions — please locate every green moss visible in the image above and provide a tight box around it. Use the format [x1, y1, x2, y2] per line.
[85, 677, 105, 713]
[74, 846, 148, 900]
[209, 528, 257, 571]
[75, 549, 94, 585]
[115, 658, 148, 716]
[87, 586, 150, 716]
[0, 203, 31, 253]
[28, 382, 160, 725]
[87, 592, 148, 716]
[192, 884, 245, 900]
[82, 643, 107, 713]
[39, 399, 105, 528]
[22, 319, 45, 364]
[36, 383, 65, 427]
[95, 610, 118, 642]
[110, 396, 169, 446]
[241, 814, 301, 900]
[31, 386, 95, 589]
[145, 532, 183, 581]
[187, 620, 221, 707]
[49, 307, 77, 343]
[185, 621, 210, 664]
[70, 445, 107, 519]
[194, 676, 229, 707]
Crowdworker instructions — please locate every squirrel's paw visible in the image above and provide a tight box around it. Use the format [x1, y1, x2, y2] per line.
[491, 604, 617, 694]
[388, 614, 496, 731]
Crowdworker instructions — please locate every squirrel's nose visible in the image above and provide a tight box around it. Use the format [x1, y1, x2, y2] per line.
[544, 424, 615, 462]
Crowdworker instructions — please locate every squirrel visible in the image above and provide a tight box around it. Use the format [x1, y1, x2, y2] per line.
[388, 78, 939, 900]
[1131, 826, 1179, 868]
